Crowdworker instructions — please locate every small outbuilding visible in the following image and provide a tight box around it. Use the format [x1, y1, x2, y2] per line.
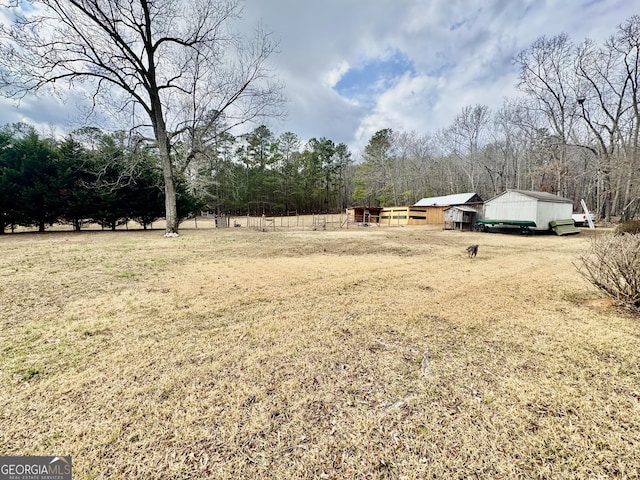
[479, 189, 578, 234]
[345, 206, 383, 226]
[444, 206, 478, 231]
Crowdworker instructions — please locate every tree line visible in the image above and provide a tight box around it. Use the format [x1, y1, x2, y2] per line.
[0, 124, 201, 233]
[0, 122, 356, 233]
[180, 125, 354, 216]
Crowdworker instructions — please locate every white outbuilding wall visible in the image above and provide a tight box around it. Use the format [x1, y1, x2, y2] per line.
[484, 190, 574, 230]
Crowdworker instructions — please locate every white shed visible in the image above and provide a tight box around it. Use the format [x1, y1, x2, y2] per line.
[482, 190, 574, 231]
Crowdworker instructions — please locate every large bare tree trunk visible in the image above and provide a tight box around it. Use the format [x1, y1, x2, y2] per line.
[150, 89, 179, 235]
[158, 139, 178, 236]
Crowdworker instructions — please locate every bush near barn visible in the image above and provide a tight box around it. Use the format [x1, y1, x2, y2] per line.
[577, 233, 640, 313]
[616, 220, 640, 235]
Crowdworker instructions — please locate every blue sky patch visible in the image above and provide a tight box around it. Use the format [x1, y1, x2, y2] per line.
[449, 19, 468, 31]
[334, 50, 415, 102]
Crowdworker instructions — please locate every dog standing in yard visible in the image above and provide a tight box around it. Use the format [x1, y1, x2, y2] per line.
[466, 244, 479, 258]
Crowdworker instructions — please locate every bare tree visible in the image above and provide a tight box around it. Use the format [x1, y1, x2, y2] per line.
[574, 38, 628, 220]
[515, 34, 581, 197]
[489, 103, 528, 192]
[495, 97, 546, 189]
[612, 15, 640, 220]
[0, 0, 283, 236]
[392, 131, 435, 203]
[443, 104, 490, 191]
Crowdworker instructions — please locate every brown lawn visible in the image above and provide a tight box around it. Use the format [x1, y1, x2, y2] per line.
[1, 224, 639, 479]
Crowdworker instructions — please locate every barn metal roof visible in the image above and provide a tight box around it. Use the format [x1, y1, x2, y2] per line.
[488, 189, 573, 204]
[445, 205, 478, 212]
[414, 192, 480, 207]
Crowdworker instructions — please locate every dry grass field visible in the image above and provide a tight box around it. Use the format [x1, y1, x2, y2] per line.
[1, 223, 639, 479]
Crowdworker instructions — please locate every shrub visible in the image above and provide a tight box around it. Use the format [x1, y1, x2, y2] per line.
[576, 233, 640, 313]
[616, 220, 640, 235]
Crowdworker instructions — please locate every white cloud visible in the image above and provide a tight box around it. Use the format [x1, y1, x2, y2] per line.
[353, 74, 442, 147]
[0, 95, 72, 134]
[2, 0, 638, 154]
[323, 60, 351, 88]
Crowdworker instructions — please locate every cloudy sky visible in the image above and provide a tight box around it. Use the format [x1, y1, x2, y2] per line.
[1, 0, 637, 153]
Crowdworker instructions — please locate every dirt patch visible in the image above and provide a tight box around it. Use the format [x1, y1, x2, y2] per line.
[584, 297, 619, 310]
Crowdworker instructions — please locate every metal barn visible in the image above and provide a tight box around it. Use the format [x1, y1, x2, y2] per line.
[481, 190, 575, 232]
